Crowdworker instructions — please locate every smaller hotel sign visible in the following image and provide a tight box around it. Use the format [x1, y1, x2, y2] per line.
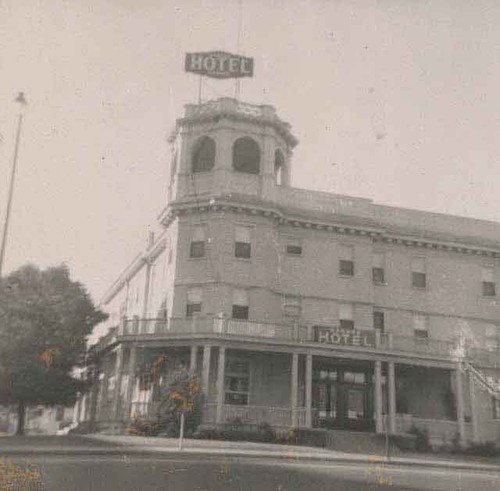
[314, 326, 376, 348]
[185, 51, 254, 79]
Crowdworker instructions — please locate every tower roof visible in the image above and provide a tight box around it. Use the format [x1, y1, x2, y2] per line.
[168, 97, 298, 147]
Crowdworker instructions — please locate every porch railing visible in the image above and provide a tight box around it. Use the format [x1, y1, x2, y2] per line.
[106, 315, 498, 365]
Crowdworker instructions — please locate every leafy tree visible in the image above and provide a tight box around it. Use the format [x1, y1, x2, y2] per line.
[0, 264, 107, 434]
[155, 366, 204, 437]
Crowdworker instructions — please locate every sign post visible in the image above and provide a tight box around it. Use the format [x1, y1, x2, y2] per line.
[178, 412, 185, 451]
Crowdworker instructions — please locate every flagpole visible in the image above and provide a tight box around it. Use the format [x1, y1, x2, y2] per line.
[0, 93, 27, 277]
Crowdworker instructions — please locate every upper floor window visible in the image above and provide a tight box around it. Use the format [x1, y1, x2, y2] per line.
[413, 314, 429, 339]
[186, 287, 202, 317]
[232, 289, 249, 319]
[482, 266, 496, 297]
[232, 137, 260, 174]
[235, 225, 252, 259]
[191, 136, 215, 173]
[339, 303, 354, 329]
[411, 257, 427, 289]
[339, 245, 354, 277]
[189, 226, 206, 258]
[373, 310, 385, 332]
[286, 240, 302, 256]
[372, 253, 385, 284]
[274, 149, 285, 185]
[283, 295, 301, 318]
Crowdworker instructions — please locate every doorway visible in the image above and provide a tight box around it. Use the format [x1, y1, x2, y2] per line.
[312, 362, 374, 431]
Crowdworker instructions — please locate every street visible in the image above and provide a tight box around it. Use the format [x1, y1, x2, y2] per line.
[0, 437, 499, 491]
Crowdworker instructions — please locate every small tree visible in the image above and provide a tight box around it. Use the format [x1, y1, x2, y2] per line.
[155, 366, 204, 437]
[0, 264, 107, 434]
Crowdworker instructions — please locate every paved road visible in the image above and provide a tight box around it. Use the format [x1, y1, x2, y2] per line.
[0, 453, 499, 490]
[0, 437, 499, 490]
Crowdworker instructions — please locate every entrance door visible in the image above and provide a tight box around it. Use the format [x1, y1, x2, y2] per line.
[313, 366, 373, 431]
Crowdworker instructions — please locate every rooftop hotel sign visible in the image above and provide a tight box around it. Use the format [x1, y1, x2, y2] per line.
[314, 326, 376, 348]
[185, 52, 254, 79]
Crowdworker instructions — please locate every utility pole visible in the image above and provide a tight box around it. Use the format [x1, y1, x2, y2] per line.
[0, 92, 27, 277]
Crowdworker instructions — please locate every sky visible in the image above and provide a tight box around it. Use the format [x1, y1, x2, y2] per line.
[1, 0, 500, 305]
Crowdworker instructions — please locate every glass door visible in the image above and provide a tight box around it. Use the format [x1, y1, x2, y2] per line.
[313, 368, 339, 428]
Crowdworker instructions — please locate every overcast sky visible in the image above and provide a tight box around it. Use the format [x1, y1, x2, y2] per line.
[1, 0, 500, 303]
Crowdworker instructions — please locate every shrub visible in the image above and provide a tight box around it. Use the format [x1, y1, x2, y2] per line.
[294, 428, 327, 448]
[256, 422, 276, 442]
[195, 421, 277, 443]
[408, 425, 431, 452]
[126, 417, 160, 437]
[390, 433, 417, 451]
[462, 442, 500, 457]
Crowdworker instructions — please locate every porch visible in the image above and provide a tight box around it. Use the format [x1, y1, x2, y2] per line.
[99, 315, 497, 365]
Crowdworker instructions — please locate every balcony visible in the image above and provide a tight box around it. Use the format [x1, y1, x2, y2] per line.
[91, 315, 500, 367]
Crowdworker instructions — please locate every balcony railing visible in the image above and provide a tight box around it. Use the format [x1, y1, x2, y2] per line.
[106, 315, 498, 365]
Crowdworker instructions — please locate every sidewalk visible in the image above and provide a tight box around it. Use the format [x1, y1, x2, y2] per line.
[84, 434, 500, 473]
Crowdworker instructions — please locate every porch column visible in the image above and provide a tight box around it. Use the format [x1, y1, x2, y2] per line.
[73, 397, 81, 424]
[305, 353, 313, 428]
[111, 345, 125, 422]
[88, 366, 100, 431]
[291, 353, 299, 428]
[374, 360, 383, 434]
[124, 344, 137, 419]
[190, 345, 198, 374]
[455, 366, 466, 447]
[215, 347, 226, 424]
[202, 345, 212, 397]
[388, 361, 397, 434]
[468, 370, 479, 443]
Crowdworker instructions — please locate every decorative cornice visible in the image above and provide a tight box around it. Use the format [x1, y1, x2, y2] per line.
[162, 198, 500, 259]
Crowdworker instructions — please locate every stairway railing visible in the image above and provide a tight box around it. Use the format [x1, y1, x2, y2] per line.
[463, 360, 500, 399]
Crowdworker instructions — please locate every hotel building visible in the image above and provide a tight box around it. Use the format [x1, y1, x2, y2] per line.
[76, 97, 500, 447]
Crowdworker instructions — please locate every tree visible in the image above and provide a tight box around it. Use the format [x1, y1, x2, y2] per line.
[0, 264, 107, 434]
[155, 366, 204, 437]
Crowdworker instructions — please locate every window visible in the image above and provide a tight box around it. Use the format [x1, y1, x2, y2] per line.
[283, 296, 301, 318]
[344, 372, 366, 384]
[232, 137, 260, 174]
[373, 311, 385, 332]
[482, 267, 496, 297]
[274, 149, 285, 185]
[339, 245, 354, 277]
[232, 289, 249, 319]
[225, 359, 250, 405]
[186, 288, 202, 317]
[286, 243, 302, 256]
[235, 225, 251, 258]
[339, 303, 354, 329]
[411, 257, 427, 288]
[414, 314, 429, 339]
[189, 226, 206, 258]
[372, 253, 385, 284]
[191, 136, 215, 173]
